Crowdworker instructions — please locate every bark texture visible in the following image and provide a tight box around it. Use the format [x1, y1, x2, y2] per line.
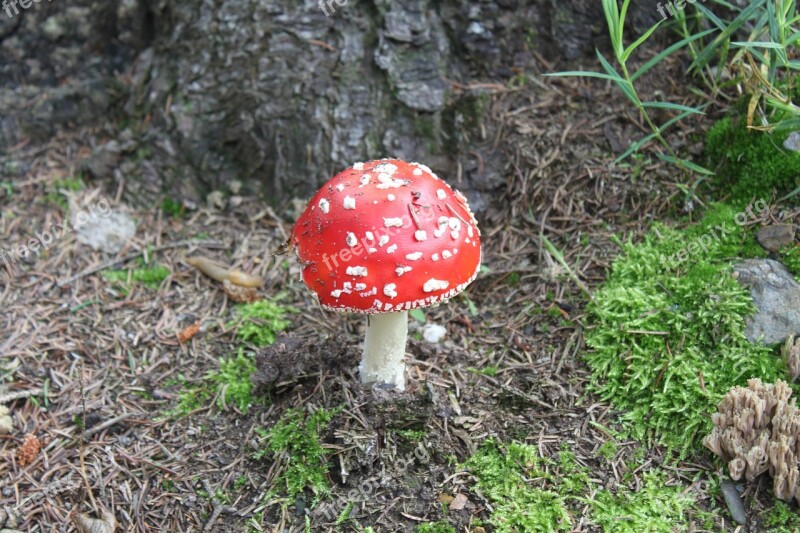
[1, 0, 661, 207]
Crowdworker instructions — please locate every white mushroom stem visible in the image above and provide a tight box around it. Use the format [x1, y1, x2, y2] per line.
[360, 311, 408, 390]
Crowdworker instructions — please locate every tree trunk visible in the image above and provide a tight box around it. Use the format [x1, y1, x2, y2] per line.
[1, 0, 672, 209]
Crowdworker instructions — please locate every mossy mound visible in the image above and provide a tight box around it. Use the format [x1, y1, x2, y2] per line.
[705, 117, 800, 205]
[585, 204, 782, 453]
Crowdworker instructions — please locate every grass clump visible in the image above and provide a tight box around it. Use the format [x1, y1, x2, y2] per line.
[705, 117, 800, 205]
[462, 441, 572, 532]
[254, 406, 340, 504]
[585, 203, 783, 452]
[590, 472, 695, 532]
[104, 260, 170, 290]
[232, 299, 290, 347]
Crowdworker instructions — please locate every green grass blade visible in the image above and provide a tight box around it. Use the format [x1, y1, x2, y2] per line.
[730, 40, 784, 49]
[595, 50, 638, 103]
[622, 20, 664, 62]
[545, 71, 625, 82]
[656, 154, 714, 175]
[614, 132, 659, 163]
[631, 28, 716, 81]
[641, 101, 705, 114]
[690, 0, 766, 71]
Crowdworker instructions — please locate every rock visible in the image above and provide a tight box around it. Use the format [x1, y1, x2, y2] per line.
[756, 224, 795, 252]
[733, 259, 800, 344]
[784, 131, 800, 152]
[719, 479, 746, 525]
[70, 199, 136, 254]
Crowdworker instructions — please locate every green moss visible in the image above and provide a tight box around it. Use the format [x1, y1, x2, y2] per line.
[104, 260, 170, 290]
[705, 116, 800, 205]
[160, 197, 186, 218]
[232, 299, 291, 347]
[462, 441, 572, 532]
[780, 245, 800, 276]
[395, 429, 427, 441]
[762, 500, 800, 532]
[598, 440, 618, 461]
[211, 349, 257, 412]
[46, 176, 85, 209]
[254, 407, 340, 504]
[585, 203, 782, 452]
[416, 522, 455, 533]
[170, 348, 259, 416]
[590, 472, 694, 532]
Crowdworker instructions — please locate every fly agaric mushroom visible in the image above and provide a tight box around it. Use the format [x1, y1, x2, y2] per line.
[290, 159, 481, 390]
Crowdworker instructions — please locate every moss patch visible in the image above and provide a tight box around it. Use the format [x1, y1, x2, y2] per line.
[171, 348, 258, 415]
[254, 406, 340, 504]
[462, 441, 572, 532]
[591, 472, 695, 532]
[585, 204, 782, 452]
[104, 260, 170, 290]
[705, 117, 800, 205]
[232, 299, 291, 347]
[780, 244, 800, 276]
[462, 440, 703, 531]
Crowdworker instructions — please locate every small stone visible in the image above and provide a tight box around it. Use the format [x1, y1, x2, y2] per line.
[733, 259, 800, 344]
[756, 224, 795, 252]
[720, 479, 746, 525]
[422, 324, 447, 343]
[0, 405, 13, 434]
[783, 131, 800, 152]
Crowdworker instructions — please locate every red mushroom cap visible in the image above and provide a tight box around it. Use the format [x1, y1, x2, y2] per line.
[291, 159, 481, 313]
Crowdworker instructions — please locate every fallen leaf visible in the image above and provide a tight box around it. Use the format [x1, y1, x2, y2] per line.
[437, 493, 454, 505]
[73, 510, 117, 533]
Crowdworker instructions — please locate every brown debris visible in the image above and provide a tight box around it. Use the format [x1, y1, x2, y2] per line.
[704, 379, 800, 501]
[16, 433, 41, 466]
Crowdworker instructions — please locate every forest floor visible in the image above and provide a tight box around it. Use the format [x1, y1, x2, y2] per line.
[0, 52, 795, 533]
